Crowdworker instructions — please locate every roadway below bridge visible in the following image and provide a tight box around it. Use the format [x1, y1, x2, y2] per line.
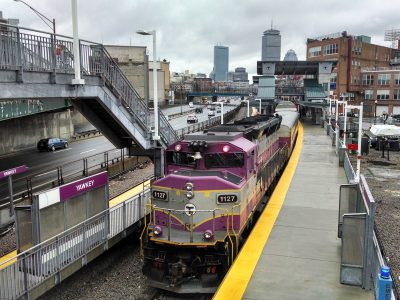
[0, 99, 242, 206]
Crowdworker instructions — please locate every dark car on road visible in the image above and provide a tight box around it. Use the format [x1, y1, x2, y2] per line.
[37, 138, 68, 151]
[195, 107, 203, 113]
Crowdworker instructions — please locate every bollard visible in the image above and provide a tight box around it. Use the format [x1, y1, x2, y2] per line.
[376, 266, 392, 300]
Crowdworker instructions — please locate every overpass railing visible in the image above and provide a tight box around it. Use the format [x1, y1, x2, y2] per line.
[0, 24, 178, 147]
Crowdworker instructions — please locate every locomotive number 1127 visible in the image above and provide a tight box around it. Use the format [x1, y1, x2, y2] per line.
[152, 190, 167, 200]
[217, 194, 237, 204]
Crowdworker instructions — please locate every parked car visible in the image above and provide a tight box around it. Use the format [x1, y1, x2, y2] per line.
[187, 114, 198, 123]
[208, 110, 215, 117]
[37, 138, 68, 152]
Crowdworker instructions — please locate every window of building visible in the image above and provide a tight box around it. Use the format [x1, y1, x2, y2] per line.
[341, 93, 355, 101]
[395, 74, 400, 85]
[351, 76, 358, 84]
[364, 90, 374, 100]
[330, 73, 337, 83]
[352, 46, 362, 55]
[394, 89, 400, 100]
[351, 60, 361, 68]
[378, 74, 390, 85]
[323, 44, 338, 55]
[362, 74, 374, 85]
[377, 90, 390, 100]
[308, 46, 321, 57]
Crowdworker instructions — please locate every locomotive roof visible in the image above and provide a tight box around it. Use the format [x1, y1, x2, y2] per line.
[184, 131, 243, 141]
[183, 114, 281, 141]
[277, 111, 299, 128]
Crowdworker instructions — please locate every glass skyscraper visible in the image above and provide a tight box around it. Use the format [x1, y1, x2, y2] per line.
[262, 29, 281, 61]
[213, 46, 229, 81]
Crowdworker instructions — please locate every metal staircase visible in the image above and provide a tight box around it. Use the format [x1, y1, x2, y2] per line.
[0, 25, 177, 151]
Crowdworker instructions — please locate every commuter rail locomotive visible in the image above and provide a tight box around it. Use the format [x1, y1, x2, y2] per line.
[141, 103, 299, 293]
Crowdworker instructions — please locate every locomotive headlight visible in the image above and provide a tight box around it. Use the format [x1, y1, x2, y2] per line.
[185, 182, 194, 191]
[203, 229, 214, 241]
[185, 183, 194, 199]
[153, 225, 163, 236]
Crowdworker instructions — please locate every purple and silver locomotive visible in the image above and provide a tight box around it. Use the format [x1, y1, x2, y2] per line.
[141, 109, 299, 293]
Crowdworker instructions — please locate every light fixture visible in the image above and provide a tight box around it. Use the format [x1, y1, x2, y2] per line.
[222, 145, 230, 153]
[174, 144, 182, 151]
[203, 229, 214, 241]
[185, 182, 194, 191]
[153, 225, 163, 236]
[185, 191, 194, 199]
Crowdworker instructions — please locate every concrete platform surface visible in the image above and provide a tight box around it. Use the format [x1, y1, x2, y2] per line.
[243, 123, 373, 300]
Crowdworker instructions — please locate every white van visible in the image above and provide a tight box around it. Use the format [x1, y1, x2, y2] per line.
[189, 102, 194, 108]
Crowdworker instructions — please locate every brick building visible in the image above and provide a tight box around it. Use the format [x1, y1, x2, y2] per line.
[306, 31, 400, 115]
[361, 67, 400, 116]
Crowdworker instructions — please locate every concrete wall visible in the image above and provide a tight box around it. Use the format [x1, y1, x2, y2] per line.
[104, 45, 147, 99]
[0, 109, 74, 155]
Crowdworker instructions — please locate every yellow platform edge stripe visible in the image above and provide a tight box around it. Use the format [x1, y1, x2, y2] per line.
[109, 179, 151, 208]
[0, 179, 151, 269]
[0, 250, 17, 270]
[213, 122, 304, 300]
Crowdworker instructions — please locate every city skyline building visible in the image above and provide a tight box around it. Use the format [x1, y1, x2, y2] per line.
[262, 28, 281, 61]
[227, 67, 248, 82]
[283, 49, 298, 61]
[213, 45, 229, 81]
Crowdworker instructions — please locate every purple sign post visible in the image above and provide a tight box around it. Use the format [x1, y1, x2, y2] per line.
[0, 165, 29, 216]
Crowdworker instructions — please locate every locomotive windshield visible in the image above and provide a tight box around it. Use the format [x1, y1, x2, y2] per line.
[204, 153, 244, 168]
[166, 151, 195, 166]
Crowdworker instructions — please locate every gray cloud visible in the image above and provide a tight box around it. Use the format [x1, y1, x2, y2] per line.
[2, 0, 399, 78]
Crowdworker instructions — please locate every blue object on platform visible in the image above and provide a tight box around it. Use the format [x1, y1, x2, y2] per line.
[377, 266, 392, 300]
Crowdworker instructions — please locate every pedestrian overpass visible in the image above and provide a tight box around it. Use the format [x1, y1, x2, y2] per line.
[0, 25, 177, 176]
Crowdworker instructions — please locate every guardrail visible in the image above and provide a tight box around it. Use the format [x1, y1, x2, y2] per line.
[0, 149, 145, 206]
[325, 119, 397, 299]
[174, 105, 241, 139]
[0, 186, 151, 300]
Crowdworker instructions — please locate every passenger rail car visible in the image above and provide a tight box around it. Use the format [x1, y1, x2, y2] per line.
[141, 112, 299, 293]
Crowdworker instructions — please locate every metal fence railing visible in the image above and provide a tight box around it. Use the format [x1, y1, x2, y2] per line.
[343, 152, 356, 183]
[0, 187, 150, 299]
[326, 119, 396, 299]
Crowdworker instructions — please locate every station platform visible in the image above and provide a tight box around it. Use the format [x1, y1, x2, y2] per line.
[214, 122, 374, 300]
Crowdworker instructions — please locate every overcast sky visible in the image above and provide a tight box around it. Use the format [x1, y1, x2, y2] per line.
[1, 0, 399, 77]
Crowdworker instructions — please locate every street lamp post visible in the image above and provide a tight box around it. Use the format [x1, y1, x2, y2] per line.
[14, 0, 56, 35]
[374, 100, 378, 124]
[243, 100, 250, 117]
[71, 0, 84, 85]
[180, 83, 183, 115]
[255, 98, 262, 114]
[215, 102, 224, 124]
[137, 29, 160, 140]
